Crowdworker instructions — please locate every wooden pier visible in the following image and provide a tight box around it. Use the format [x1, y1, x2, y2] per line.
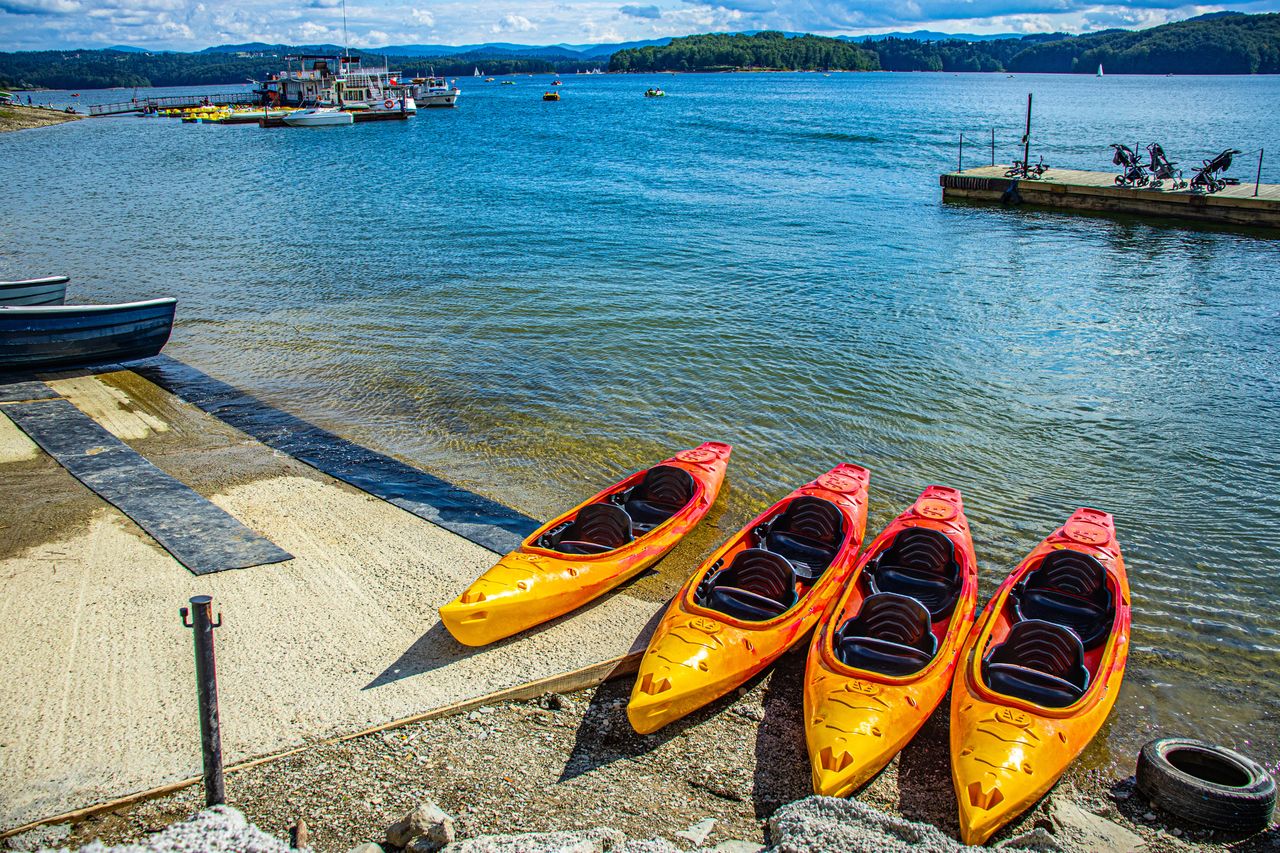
[89, 92, 256, 117]
[941, 165, 1280, 231]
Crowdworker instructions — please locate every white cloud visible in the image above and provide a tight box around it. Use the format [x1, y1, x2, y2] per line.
[491, 12, 536, 32]
[410, 6, 433, 25]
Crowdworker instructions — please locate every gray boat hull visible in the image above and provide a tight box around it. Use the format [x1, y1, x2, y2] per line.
[0, 298, 177, 373]
[0, 276, 69, 306]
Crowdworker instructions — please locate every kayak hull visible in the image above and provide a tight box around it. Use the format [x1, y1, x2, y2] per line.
[439, 442, 731, 646]
[950, 507, 1130, 845]
[804, 485, 979, 797]
[628, 463, 871, 735]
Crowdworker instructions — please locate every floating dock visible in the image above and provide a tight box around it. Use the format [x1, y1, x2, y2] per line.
[941, 165, 1280, 231]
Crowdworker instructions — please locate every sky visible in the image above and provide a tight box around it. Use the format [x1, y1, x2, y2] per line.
[1, 0, 1277, 52]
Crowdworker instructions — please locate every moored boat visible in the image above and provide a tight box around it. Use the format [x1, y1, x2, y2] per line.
[627, 464, 871, 735]
[282, 107, 354, 127]
[804, 485, 979, 797]
[0, 275, 68, 307]
[950, 507, 1130, 845]
[0, 298, 177, 373]
[438, 442, 732, 646]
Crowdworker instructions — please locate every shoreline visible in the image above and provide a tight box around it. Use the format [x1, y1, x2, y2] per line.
[0, 103, 81, 133]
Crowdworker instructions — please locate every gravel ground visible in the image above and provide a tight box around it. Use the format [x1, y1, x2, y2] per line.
[15, 650, 1278, 853]
[0, 104, 80, 132]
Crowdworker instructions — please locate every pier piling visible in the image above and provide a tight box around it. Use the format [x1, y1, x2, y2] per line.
[180, 595, 225, 806]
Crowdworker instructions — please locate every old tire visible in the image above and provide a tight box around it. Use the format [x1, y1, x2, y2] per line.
[1136, 738, 1276, 832]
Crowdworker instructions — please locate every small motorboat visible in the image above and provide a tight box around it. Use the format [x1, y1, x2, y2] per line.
[0, 275, 68, 307]
[627, 464, 871, 734]
[543, 92, 560, 101]
[552, 80, 563, 85]
[950, 507, 1130, 845]
[644, 88, 666, 98]
[485, 77, 496, 83]
[0, 298, 177, 373]
[501, 80, 515, 85]
[804, 485, 979, 797]
[438, 443, 732, 646]
[282, 107, 354, 127]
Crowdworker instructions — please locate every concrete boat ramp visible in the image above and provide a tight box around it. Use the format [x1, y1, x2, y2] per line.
[0, 362, 667, 833]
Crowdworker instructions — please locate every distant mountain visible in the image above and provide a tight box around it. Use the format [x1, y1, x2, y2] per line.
[843, 30, 1021, 42]
[105, 44, 150, 53]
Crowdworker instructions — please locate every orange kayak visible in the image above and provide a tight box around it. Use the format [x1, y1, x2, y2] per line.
[804, 485, 979, 797]
[438, 442, 731, 646]
[627, 464, 870, 735]
[951, 507, 1130, 845]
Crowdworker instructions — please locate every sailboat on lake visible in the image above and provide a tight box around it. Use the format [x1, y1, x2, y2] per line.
[1097, 63, 1104, 76]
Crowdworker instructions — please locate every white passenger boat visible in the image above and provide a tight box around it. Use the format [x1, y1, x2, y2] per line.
[407, 77, 461, 108]
[282, 107, 354, 127]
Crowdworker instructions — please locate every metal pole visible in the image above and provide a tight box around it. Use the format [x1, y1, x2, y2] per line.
[991, 127, 995, 167]
[1022, 93, 1032, 176]
[958, 133, 964, 172]
[1256, 148, 1264, 197]
[180, 596, 225, 807]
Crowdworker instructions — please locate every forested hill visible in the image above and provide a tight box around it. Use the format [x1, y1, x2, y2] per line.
[609, 32, 878, 72]
[0, 50, 602, 90]
[610, 13, 1280, 74]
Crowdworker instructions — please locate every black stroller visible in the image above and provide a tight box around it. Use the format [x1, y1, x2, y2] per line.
[1145, 143, 1186, 190]
[1111, 144, 1148, 187]
[1190, 148, 1242, 194]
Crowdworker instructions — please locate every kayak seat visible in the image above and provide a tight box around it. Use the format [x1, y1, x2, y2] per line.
[623, 465, 696, 534]
[983, 619, 1090, 708]
[696, 548, 798, 622]
[867, 528, 961, 619]
[761, 496, 844, 582]
[1013, 550, 1113, 648]
[834, 592, 937, 676]
[552, 503, 633, 555]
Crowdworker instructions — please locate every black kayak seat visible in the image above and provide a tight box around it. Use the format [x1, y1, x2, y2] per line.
[983, 619, 1090, 708]
[1013, 549, 1113, 648]
[697, 548, 798, 622]
[554, 502, 633, 555]
[623, 465, 696, 533]
[834, 592, 938, 676]
[867, 527, 961, 619]
[762, 496, 844, 582]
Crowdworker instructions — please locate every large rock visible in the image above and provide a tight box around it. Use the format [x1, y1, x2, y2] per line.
[1049, 798, 1143, 852]
[767, 797, 968, 853]
[387, 802, 455, 851]
[51, 806, 293, 853]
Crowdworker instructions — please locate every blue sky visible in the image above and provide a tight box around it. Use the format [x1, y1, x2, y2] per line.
[1, 0, 1276, 51]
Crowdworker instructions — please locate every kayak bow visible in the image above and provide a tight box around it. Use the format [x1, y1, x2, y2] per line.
[804, 485, 979, 797]
[627, 464, 870, 734]
[950, 507, 1130, 845]
[439, 442, 731, 646]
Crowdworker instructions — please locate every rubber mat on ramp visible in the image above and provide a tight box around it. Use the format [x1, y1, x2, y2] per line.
[4, 397, 292, 575]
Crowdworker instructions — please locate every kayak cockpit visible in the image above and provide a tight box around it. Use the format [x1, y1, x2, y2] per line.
[866, 527, 962, 619]
[834, 592, 938, 675]
[983, 619, 1091, 707]
[828, 526, 965, 677]
[978, 549, 1117, 707]
[754, 496, 844, 581]
[695, 548, 798, 620]
[692, 494, 848, 621]
[536, 464, 697, 554]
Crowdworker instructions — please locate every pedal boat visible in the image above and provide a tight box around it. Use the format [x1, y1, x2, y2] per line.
[627, 464, 870, 734]
[950, 507, 1130, 845]
[438, 442, 731, 646]
[804, 485, 979, 797]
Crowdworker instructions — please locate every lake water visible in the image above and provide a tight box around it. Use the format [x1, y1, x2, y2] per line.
[3, 72, 1278, 776]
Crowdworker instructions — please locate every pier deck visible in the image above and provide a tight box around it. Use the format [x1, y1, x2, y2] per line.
[941, 165, 1280, 230]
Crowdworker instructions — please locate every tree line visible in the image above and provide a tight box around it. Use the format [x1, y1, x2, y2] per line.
[0, 49, 604, 90]
[609, 13, 1280, 74]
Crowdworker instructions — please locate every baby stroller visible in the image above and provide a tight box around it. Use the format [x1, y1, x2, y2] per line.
[1145, 143, 1186, 190]
[1111, 144, 1148, 188]
[1190, 148, 1242, 194]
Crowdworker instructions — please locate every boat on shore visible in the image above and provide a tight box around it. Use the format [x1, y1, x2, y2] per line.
[0, 275, 68, 307]
[0, 298, 177, 373]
